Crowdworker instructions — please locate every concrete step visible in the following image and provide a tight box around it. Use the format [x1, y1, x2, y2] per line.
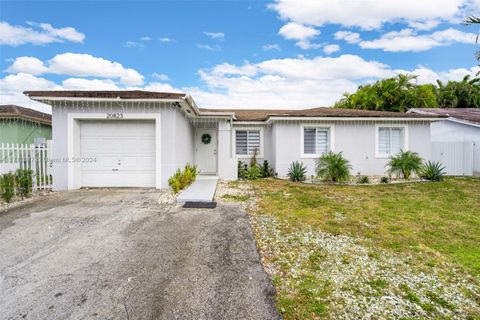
[177, 176, 218, 203]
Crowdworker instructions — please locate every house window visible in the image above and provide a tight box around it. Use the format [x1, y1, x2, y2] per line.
[377, 127, 404, 156]
[236, 130, 261, 155]
[303, 127, 330, 156]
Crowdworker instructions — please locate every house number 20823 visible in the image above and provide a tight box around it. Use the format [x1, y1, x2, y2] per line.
[106, 113, 123, 119]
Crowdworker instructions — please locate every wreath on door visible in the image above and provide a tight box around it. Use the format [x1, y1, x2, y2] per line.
[201, 133, 211, 144]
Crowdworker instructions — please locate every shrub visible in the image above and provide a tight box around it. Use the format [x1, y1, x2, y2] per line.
[168, 164, 199, 193]
[260, 160, 274, 178]
[15, 169, 33, 199]
[288, 161, 307, 182]
[315, 151, 352, 183]
[0, 172, 15, 203]
[419, 161, 446, 181]
[245, 165, 262, 180]
[238, 161, 248, 179]
[386, 150, 423, 180]
[380, 176, 390, 184]
[357, 175, 370, 184]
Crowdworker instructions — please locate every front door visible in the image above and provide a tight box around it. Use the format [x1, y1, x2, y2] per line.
[195, 129, 217, 174]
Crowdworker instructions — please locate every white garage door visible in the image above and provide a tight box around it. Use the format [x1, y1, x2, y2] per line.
[80, 120, 156, 187]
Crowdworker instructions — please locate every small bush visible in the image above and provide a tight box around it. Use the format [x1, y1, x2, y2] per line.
[260, 160, 274, 178]
[0, 172, 15, 203]
[288, 161, 307, 182]
[386, 150, 423, 180]
[238, 161, 248, 179]
[168, 164, 199, 193]
[357, 175, 370, 184]
[245, 165, 262, 180]
[15, 169, 33, 199]
[420, 161, 446, 181]
[315, 151, 351, 183]
[380, 176, 390, 184]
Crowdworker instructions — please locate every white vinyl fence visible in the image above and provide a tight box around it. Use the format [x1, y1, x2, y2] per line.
[432, 141, 479, 176]
[0, 141, 53, 190]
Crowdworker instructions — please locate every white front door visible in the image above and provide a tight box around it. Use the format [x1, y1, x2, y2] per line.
[80, 120, 156, 187]
[195, 129, 217, 174]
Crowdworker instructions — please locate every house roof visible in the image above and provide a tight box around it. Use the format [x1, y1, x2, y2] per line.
[199, 107, 446, 121]
[23, 90, 186, 100]
[409, 108, 480, 126]
[21, 90, 444, 122]
[0, 105, 52, 125]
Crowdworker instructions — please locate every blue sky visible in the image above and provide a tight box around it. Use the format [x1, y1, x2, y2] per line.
[1, 0, 479, 112]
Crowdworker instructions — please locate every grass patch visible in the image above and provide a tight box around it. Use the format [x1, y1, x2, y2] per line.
[251, 177, 480, 275]
[247, 177, 480, 319]
[221, 193, 251, 202]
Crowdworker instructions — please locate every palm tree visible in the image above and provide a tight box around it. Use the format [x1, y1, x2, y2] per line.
[465, 16, 480, 61]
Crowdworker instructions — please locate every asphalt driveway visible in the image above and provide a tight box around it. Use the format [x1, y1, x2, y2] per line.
[0, 189, 278, 320]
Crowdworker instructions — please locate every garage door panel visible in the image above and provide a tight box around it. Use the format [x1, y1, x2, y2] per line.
[80, 120, 156, 187]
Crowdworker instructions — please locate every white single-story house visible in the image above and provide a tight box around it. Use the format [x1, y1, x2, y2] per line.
[24, 90, 444, 190]
[409, 108, 480, 176]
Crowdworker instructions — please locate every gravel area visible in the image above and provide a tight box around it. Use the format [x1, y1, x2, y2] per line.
[220, 180, 480, 319]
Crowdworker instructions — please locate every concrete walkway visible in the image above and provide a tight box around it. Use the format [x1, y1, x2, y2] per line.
[177, 175, 218, 203]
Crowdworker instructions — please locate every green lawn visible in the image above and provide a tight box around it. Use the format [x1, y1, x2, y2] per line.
[242, 177, 480, 319]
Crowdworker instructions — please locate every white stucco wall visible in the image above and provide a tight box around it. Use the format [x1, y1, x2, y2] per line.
[50, 101, 194, 190]
[430, 120, 480, 176]
[217, 120, 237, 180]
[431, 120, 480, 143]
[271, 121, 432, 178]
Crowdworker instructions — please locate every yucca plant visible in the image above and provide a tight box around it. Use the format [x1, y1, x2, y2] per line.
[419, 161, 446, 181]
[245, 165, 262, 180]
[380, 176, 390, 184]
[356, 175, 370, 184]
[386, 150, 423, 180]
[288, 161, 307, 182]
[315, 151, 351, 183]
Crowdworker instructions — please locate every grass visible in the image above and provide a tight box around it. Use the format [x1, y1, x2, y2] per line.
[245, 177, 480, 319]
[250, 177, 480, 275]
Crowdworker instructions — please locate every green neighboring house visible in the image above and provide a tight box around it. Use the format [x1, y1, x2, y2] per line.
[0, 105, 52, 145]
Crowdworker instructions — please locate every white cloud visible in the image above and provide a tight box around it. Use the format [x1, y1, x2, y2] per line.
[0, 21, 85, 46]
[197, 44, 221, 51]
[323, 44, 340, 55]
[203, 32, 225, 40]
[6, 53, 144, 86]
[159, 37, 173, 43]
[396, 66, 480, 84]
[188, 54, 395, 108]
[269, 0, 468, 30]
[151, 73, 170, 81]
[0, 73, 59, 113]
[334, 31, 361, 44]
[144, 82, 182, 92]
[359, 28, 477, 52]
[6, 57, 48, 75]
[140, 36, 151, 41]
[49, 53, 143, 85]
[278, 22, 321, 49]
[408, 20, 440, 30]
[61, 78, 120, 90]
[262, 44, 281, 51]
[124, 41, 143, 48]
[3, 55, 478, 112]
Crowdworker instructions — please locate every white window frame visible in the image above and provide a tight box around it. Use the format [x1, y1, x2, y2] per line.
[233, 127, 264, 158]
[375, 124, 408, 158]
[300, 124, 334, 158]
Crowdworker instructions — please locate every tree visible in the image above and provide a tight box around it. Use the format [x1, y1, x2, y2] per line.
[465, 16, 480, 61]
[335, 74, 438, 111]
[436, 75, 480, 108]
